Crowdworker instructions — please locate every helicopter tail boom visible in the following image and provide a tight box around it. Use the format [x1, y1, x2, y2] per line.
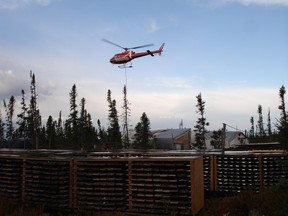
[147, 50, 154, 56]
[157, 43, 165, 55]
[147, 43, 165, 57]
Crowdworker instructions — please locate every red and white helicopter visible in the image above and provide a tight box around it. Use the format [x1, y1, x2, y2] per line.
[102, 39, 164, 68]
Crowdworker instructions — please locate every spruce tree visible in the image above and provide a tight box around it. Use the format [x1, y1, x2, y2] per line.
[267, 108, 272, 137]
[107, 89, 122, 149]
[79, 97, 86, 148]
[0, 110, 5, 146]
[193, 93, 209, 149]
[279, 85, 287, 122]
[97, 119, 107, 149]
[257, 104, 265, 138]
[133, 112, 152, 149]
[56, 111, 64, 148]
[27, 72, 41, 148]
[3, 96, 16, 141]
[65, 84, 79, 148]
[16, 89, 28, 138]
[85, 113, 96, 149]
[277, 85, 288, 147]
[46, 115, 56, 149]
[210, 129, 222, 149]
[69, 84, 78, 128]
[78, 97, 95, 149]
[121, 85, 131, 149]
[249, 117, 255, 137]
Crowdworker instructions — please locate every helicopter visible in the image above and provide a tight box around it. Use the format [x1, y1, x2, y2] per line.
[102, 39, 165, 68]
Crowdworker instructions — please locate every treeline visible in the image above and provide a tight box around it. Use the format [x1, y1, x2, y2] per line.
[193, 85, 288, 149]
[242, 85, 287, 144]
[0, 72, 152, 150]
[0, 71, 287, 150]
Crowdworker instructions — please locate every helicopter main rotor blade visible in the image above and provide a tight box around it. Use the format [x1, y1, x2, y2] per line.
[102, 38, 127, 50]
[130, 44, 154, 49]
[102, 38, 154, 50]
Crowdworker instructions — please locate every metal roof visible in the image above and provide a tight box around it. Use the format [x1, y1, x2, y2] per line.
[153, 128, 191, 139]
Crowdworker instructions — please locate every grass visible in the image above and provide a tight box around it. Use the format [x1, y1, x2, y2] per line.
[200, 179, 288, 216]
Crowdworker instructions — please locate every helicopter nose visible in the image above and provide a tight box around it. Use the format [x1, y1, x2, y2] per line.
[110, 58, 114, 64]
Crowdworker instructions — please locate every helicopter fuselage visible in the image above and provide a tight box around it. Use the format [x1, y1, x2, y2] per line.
[109, 43, 165, 65]
[110, 51, 133, 64]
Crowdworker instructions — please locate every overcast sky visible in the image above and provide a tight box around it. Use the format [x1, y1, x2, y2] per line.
[0, 0, 287, 132]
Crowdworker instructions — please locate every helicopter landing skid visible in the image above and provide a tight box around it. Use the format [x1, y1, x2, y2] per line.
[118, 63, 132, 69]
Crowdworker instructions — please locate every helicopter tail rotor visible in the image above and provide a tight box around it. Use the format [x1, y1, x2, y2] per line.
[158, 43, 165, 56]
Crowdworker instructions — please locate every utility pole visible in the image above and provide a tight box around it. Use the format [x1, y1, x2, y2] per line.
[221, 123, 226, 154]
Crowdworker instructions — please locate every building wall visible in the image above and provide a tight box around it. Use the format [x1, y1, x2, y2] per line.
[175, 130, 191, 150]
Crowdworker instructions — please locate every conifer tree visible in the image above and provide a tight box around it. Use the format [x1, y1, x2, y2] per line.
[210, 129, 222, 149]
[279, 85, 287, 123]
[85, 113, 96, 149]
[65, 84, 79, 148]
[107, 89, 122, 149]
[57, 111, 63, 134]
[277, 85, 288, 146]
[193, 93, 209, 149]
[79, 97, 86, 147]
[38, 126, 46, 148]
[249, 117, 255, 137]
[0, 110, 5, 145]
[27, 71, 41, 148]
[78, 97, 95, 149]
[3, 96, 16, 141]
[17, 89, 28, 138]
[56, 111, 64, 148]
[69, 84, 78, 128]
[267, 108, 272, 137]
[133, 112, 152, 149]
[46, 115, 56, 149]
[97, 119, 107, 148]
[257, 104, 265, 138]
[121, 85, 131, 149]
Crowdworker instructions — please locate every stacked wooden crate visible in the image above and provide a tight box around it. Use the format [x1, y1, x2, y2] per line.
[75, 160, 128, 211]
[24, 158, 71, 208]
[216, 154, 260, 193]
[2, 150, 285, 214]
[74, 156, 204, 215]
[203, 155, 213, 192]
[0, 157, 23, 199]
[129, 157, 203, 216]
[262, 154, 288, 188]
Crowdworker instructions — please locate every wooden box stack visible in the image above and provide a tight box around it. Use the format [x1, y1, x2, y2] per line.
[128, 157, 204, 216]
[262, 155, 288, 188]
[75, 160, 128, 211]
[24, 158, 70, 208]
[0, 157, 23, 199]
[216, 154, 260, 193]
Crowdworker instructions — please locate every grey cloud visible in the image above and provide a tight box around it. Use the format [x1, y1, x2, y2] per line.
[0, 70, 56, 102]
[0, 70, 28, 99]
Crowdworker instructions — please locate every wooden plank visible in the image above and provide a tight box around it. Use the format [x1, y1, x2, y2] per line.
[190, 157, 204, 216]
[213, 155, 218, 191]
